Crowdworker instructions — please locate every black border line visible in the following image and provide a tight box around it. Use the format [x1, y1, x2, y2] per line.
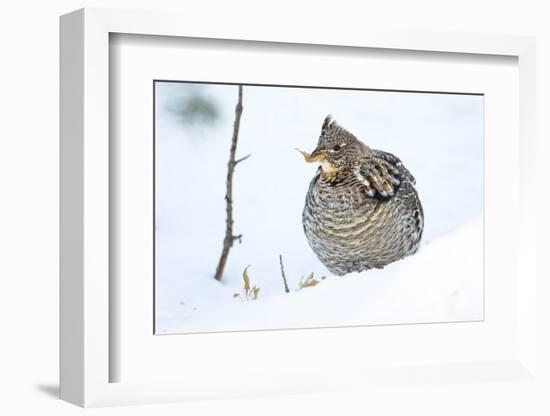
[153, 79, 484, 96]
[152, 81, 157, 335]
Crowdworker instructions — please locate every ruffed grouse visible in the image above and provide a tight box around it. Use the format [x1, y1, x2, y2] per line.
[299, 116, 424, 276]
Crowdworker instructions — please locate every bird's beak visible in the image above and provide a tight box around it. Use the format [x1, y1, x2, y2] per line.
[296, 148, 326, 163]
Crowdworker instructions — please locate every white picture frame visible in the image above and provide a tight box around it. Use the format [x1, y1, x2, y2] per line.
[60, 7, 538, 407]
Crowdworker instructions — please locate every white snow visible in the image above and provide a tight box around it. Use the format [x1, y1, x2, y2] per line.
[154, 83, 484, 334]
[157, 217, 483, 333]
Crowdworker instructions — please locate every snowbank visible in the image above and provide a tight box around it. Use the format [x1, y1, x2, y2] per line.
[156, 216, 483, 334]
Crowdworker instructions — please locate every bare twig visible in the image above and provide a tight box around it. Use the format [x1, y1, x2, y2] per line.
[279, 254, 290, 293]
[214, 85, 249, 281]
[234, 153, 252, 165]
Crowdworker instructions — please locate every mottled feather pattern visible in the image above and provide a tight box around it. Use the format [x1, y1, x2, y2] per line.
[302, 116, 424, 276]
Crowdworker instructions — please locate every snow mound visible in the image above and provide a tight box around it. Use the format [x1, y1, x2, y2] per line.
[157, 216, 483, 334]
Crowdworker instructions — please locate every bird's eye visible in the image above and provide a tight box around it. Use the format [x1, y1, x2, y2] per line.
[332, 145, 341, 151]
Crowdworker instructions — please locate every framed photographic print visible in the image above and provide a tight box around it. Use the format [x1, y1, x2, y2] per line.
[60, 8, 539, 408]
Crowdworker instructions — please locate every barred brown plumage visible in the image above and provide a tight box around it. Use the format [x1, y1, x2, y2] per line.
[300, 115, 424, 276]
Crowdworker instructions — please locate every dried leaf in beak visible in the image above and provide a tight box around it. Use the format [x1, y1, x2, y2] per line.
[296, 148, 325, 163]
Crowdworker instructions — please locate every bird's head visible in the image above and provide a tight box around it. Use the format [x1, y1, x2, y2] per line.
[297, 115, 368, 173]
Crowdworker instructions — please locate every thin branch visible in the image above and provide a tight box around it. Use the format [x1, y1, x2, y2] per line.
[279, 254, 290, 293]
[234, 153, 252, 165]
[214, 85, 248, 281]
